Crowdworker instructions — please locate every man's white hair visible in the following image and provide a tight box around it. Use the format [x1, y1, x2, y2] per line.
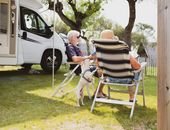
[67, 30, 80, 40]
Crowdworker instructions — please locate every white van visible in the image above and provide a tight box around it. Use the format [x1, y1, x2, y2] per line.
[0, 0, 67, 73]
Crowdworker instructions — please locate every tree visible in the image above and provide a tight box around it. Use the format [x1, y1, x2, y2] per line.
[45, 0, 147, 49]
[135, 22, 155, 40]
[124, 0, 137, 49]
[131, 32, 147, 48]
[55, 21, 70, 34]
[135, 23, 156, 48]
[47, 0, 106, 32]
[85, 15, 114, 32]
[113, 24, 124, 41]
[113, 24, 148, 48]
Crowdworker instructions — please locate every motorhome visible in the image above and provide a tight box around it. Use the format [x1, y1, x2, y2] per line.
[0, 0, 67, 73]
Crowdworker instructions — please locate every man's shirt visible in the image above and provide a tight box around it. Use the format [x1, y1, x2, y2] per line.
[66, 44, 83, 60]
[66, 44, 83, 75]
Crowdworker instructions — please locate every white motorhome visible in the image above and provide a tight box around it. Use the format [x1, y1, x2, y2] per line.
[0, 0, 67, 73]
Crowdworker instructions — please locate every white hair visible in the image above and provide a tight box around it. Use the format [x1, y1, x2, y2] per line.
[67, 30, 80, 40]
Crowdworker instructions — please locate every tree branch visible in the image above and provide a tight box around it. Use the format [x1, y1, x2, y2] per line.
[48, 1, 77, 30]
[68, 0, 77, 13]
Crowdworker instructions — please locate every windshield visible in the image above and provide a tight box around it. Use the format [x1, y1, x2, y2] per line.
[40, 9, 55, 27]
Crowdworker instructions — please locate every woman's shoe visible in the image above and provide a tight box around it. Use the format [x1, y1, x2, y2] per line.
[129, 99, 137, 102]
[102, 93, 107, 97]
[97, 93, 107, 98]
[92, 92, 107, 98]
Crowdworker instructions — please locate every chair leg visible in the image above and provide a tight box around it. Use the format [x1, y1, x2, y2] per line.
[130, 82, 139, 118]
[108, 86, 110, 99]
[52, 73, 76, 96]
[142, 77, 146, 106]
[91, 80, 102, 112]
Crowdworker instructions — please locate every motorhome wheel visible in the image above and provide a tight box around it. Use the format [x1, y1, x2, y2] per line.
[41, 50, 62, 73]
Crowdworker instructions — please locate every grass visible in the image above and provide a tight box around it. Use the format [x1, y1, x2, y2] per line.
[145, 66, 157, 77]
[0, 65, 157, 130]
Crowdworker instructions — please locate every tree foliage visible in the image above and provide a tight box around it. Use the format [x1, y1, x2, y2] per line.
[113, 24, 124, 41]
[131, 32, 147, 48]
[135, 22, 155, 38]
[45, 0, 150, 48]
[85, 16, 114, 31]
[55, 21, 70, 34]
[47, 0, 106, 31]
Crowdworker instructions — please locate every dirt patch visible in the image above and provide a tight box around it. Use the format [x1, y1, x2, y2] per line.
[58, 121, 125, 130]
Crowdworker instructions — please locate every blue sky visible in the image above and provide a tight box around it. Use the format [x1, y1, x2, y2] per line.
[102, 0, 157, 40]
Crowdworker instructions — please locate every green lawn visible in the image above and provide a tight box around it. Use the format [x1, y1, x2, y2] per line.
[144, 66, 157, 77]
[0, 65, 157, 130]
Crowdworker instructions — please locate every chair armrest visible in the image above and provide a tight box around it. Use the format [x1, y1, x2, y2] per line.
[140, 62, 147, 69]
[133, 62, 147, 81]
[67, 62, 79, 65]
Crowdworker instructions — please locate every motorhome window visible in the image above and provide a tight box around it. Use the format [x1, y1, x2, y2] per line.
[0, 3, 8, 34]
[37, 16, 46, 33]
[21, 7, 51, 38]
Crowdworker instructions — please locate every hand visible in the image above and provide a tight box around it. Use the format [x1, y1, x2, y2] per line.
[83, 56, 89, 60]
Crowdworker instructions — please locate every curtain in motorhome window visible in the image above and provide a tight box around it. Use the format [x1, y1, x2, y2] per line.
[0, 3, 8, 34]
[24, 13, 37, 31]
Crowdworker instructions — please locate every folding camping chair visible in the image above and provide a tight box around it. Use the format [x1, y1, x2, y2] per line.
[52, 59, 97, 97]
[90, 39, 147, 118]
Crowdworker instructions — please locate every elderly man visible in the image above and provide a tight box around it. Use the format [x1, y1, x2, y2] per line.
[66, 30, 93, 75]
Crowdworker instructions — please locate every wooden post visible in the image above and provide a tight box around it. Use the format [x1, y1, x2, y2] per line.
[158, 0, 170, 129]
[165, 0, 170, 127]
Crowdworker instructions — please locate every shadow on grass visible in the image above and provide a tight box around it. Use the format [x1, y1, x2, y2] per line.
[0, 68, 157, 129]
[0, 69, 83, 128]
[91, 103, 157, 130]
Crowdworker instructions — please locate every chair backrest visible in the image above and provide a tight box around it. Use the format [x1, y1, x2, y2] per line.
[93, 39, 134, 79]
[65, 44, 82, 75]
[65, 45, 73, 62]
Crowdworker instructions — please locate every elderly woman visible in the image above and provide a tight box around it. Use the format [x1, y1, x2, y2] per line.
[93, 30, 141, 102]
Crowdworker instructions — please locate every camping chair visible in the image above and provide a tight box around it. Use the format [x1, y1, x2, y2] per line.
[52, 62, 80, 96]
[90, 39, 147, 118]
[52, 59, 97, 97]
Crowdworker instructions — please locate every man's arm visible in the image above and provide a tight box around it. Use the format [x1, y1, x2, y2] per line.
[72, 56, 85, 63]
[72, 55, 93, 63]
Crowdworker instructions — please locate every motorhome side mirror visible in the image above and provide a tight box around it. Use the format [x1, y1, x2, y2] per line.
[46, 27, 53, 37]
[48, 24, 53, 28]
[22, 32, 27, 39]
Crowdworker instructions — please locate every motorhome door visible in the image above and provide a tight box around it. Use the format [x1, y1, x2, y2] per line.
[0, 0, 16, 55]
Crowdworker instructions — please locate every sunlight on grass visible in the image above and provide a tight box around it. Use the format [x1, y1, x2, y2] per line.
[0, 65, 157, 130]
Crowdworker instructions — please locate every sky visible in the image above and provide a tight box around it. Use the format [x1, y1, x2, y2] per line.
[102, 0, 157, 41]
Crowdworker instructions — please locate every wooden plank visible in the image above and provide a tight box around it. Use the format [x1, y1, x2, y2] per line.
[166, 0, 170, 129]
[158, 0, 168, 129]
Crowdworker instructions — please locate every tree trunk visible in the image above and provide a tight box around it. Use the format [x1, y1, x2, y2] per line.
[48, 1, 81, 31]
[124, 0, 137, 49]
